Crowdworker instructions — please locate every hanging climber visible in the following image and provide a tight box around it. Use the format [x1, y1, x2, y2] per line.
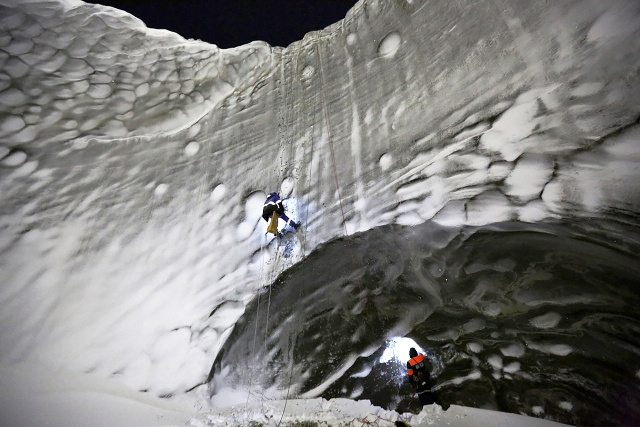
[406, 347, 450, 411]
[262, 192, 300, 237]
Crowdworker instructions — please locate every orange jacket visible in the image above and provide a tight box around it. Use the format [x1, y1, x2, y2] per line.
[406, 353, 426, 378]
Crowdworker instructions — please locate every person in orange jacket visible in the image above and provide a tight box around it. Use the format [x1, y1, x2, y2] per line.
[406, 347, 449, 410]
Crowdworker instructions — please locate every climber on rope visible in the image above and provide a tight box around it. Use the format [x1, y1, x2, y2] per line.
[406, 347, 450, 411]
[262, 192, 300, 237]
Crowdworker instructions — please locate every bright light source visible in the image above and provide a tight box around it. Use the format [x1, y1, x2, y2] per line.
[379, 337, 425, 363]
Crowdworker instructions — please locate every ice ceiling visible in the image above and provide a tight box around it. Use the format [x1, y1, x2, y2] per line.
[1, 0, 639, 415]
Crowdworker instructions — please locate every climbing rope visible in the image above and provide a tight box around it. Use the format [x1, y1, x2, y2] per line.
[317, 41, 349, 238]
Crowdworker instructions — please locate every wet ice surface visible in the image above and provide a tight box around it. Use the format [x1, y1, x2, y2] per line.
[1, 0, 640, 425]
[213, 219, 640, 426]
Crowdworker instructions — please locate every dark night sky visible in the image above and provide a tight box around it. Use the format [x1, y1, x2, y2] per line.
[88, 0, 357, 48]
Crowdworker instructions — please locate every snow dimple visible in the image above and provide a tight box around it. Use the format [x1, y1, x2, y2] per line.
[280, 177, 294, 198]
[530, 312, 562, 329]
[529, 342, 573, 356]
[587, 5, 640, 45]
[236, 192, 266, 241]
[0, 115, 26, 134]
[135, 82, 150, 97]
[154, 183, 168, 196]
[10, 125, 38, 144]
[487, 354, 503, 370]
[467, 342, 483, 353]
[571, 82, 604, 97]
[503, 361, 521, 373]
[379, 152, 393, 171]
[0, 87, 28, 107]
[5, 38, 34, 55]
[1, 150, 27, 167]
[463, 318, 486, 333]
[12, 159, 38, 177]
[500, 342, 525, 358]
[301, 65, 315, 79]
[558, 401, 573, 411]
[211, 184, 226, 202]
[377, 32, 401, 58]
[184, 141, 200, 157]
[482, 302, 501, 317]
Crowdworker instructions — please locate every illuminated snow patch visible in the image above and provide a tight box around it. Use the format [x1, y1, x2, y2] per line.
[380, 337, 424, 363]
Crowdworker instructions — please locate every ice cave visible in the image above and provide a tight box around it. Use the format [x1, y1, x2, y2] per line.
[0, 0, 639, 426]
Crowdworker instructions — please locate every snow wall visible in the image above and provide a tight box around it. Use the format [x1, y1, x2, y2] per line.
[0, 0, 639, 425]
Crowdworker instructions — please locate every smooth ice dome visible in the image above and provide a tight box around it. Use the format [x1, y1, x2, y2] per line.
[0, 0, 639, 426]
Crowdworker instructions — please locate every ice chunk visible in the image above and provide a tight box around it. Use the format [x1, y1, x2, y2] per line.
[519, 200, 551, 223]
[466, 191, 513, 226]
[504, 154, 554, 203]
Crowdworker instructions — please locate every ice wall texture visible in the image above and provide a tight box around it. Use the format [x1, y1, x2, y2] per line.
[1, 0, 639, 398]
